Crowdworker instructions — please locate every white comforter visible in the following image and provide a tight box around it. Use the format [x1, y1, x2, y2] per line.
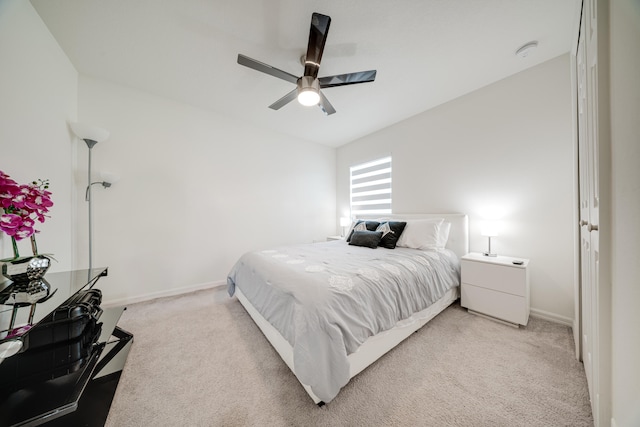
[227, 240, 460, 402]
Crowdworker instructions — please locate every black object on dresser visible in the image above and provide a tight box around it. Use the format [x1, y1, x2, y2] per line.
[0, 268, 133, 426]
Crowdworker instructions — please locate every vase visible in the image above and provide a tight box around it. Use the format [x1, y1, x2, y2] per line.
[1, 255, 51, 284]
[0, 278, 51, 306]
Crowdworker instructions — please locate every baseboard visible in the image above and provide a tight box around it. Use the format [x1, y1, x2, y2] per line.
[102, 280, 226, 307]
[103, 284, 575, 328]
[530, 307, 573, 327]
[468, 309, 520, 328]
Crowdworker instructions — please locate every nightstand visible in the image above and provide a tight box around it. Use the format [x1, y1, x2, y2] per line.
[326, 235, 343, 241]
[460, 252, 530, 327]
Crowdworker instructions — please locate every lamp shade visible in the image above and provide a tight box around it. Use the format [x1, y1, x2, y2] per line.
[70, 122, 110, 144]
[339, 217, 351, 227]
[481, 221, 499, 237]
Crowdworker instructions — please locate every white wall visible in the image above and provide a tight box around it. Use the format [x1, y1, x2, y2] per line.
[337, 55, 575, 322]
[0, 0, 77, 271]
[76, 76, 336, 304]
[610, 1, 640, 425]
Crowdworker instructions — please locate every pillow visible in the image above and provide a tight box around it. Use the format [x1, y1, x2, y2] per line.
[346, 220, 381, 242]
[375, 221, 407, 249]
[344, 220, 359, 241]
[437, 221, 451, 249]
[396, 218, 444, 250]
[348, 230, 383, 249]
[346, 221, 366, 242]
[363, 220, 380, 231]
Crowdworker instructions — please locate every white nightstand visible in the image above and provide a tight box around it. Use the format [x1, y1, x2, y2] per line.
[326, 235, 343, 241]
[460, 252, 530, 327]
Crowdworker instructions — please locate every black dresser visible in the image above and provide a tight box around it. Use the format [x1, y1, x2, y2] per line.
[0, 268, 133, 426]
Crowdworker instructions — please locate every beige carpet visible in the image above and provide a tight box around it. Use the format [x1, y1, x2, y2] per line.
[106, 287, 593, 427]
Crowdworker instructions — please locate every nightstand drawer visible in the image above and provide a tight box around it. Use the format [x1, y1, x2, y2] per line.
[461, 283, 528, 325]
[461, 260, 526, 296]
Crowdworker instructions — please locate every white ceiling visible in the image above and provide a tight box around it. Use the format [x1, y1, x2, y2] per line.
[30, 0, 580, 147]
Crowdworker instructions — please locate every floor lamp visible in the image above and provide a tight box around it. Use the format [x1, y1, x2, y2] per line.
[70, 122, 110, 276]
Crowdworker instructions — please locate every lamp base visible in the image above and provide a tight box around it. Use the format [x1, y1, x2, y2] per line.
[483, 236, 497, 257]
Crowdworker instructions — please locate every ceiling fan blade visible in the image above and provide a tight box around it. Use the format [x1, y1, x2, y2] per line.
[319, 70, 377, 89]
[318, 91, 336, 115]
[268, 89, 298, 110]
[237, 54, 299, 84]
[304, 13, 331, 79]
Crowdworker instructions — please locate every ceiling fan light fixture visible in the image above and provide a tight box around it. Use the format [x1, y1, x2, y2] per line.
[298, 89, 320, 106]
[297, 76, 320, 106]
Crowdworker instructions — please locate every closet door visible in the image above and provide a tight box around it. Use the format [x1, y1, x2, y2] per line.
[577, 10, 591, 394]
[577, 0, 602, 422]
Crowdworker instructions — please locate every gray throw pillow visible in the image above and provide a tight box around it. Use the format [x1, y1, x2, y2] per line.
[349, 230, 383, 249]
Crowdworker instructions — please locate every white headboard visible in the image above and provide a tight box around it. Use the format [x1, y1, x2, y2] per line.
[357, 213, 469, 259]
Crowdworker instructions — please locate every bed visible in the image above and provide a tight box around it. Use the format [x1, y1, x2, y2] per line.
[227, 213, 468, 405]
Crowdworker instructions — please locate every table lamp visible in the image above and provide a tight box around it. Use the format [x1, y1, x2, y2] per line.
[481, 221, 499, 257]
[339, 217, 351, 237]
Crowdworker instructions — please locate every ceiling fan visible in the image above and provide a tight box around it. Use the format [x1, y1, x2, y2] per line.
[237, 12, 377, 115]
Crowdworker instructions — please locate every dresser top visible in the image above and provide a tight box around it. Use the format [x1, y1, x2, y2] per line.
[462, 252, 529, 268]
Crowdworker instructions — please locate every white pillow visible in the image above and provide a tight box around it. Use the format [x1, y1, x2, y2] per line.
[396, 218, 444, 250]
[353, 221, 368, 232]
[438, 221, 451, 249]
[344, 220, 359, 240]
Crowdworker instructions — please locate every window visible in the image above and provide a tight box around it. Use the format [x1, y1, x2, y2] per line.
[350, 156, 392, 216]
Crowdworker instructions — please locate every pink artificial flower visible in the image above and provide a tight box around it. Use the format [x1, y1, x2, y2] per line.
[25, 195, 42, 210]
[21, 216, 35, 228]
[24, 187, 53, 211]
[10, 192, 26, 209]
[0, 171, 19, 192]
[0, 213, 21, 228]
[0, 195, 14, 209]
[14, 226, 34, 240]
[0, 171, 53, 241]
[0, 213, 22, 236]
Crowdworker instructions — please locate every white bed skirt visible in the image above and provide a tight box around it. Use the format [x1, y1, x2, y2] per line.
[234, 285, 460, 404]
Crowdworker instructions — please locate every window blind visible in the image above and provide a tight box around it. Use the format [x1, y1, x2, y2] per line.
[350, 156, 392, 216]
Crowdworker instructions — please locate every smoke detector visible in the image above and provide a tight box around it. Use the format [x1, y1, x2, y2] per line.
[515, 41, 538, 58]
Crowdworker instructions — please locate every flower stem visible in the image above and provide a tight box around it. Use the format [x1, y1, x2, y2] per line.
[11, 237, 19, 259]
[30, 235, 38, 256]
